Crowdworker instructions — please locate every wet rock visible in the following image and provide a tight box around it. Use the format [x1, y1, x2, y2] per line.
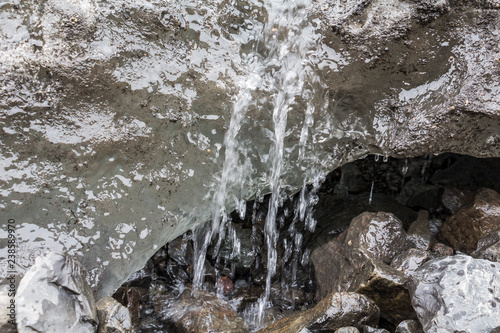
[258, 292, 379, 333]
[113, 286, 148, 329]
[439, 187, 471, 215]
[341, 163, 370, 194]
[158, 288, 249, 333]
[394, 319, 423, 333]
[311, 194, 418, 248]
[346, 212, 409, 265]
[167, 236, 194, 267]
[336, 327, 360, 333]
[363, 326, 389, 333]
[409, 255, 500, 332]
[407, 211, 431, 250]
[391, 248, 430, 276]
[440, 188, 500, 253]
[312, 212, 414, 324]
[16, 252, 98, 333]
[0, 284, 17, 333]
[270, 283, 306, 310]
[472, 230, 500, 262]
[216, 276, 234, 295]
[355, 263, 416, 324]
[96, 296, 133, 333]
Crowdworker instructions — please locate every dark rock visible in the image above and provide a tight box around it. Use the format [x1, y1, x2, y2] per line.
[406, 186, 443, 212]
[216, 276, 234, 295]
[394, 319, 423, 333]
[440, 188, 500, 253]
[113, 286, 148, 329]
[167, 236, 193, 267]
[341, 163, 370, 194]
[409, 255, 500, 332]
[430, 242, 454, 257]
[345, 212, 409, 265]
[258, 292, 379, 333]
[472, 230, 500, 262]
[16, 252, 98, 333]
[336, 327, 360, 333]
[229, 284, 264, 313]
[96, 296, 133, 333]
[430, 157, 500, 194]
[270, 283, 306, 310]
[356, 263, 416, 324]
[157, 288, 249, 333]
[310, 194, 418, 249]
[407, 211, 431, 250]
[391, 248, 430, 276]
[439, 187, 472, 215]
[312, 212, 415, 325]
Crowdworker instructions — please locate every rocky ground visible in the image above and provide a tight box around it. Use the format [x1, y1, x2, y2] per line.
[11, 152, 495, 333]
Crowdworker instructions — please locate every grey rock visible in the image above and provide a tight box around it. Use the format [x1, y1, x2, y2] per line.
[96, 296, 133, 333]
[439, 187, 471, 215]
[336, 327, 360, 333]
[472, 230, 500, 262]
[409, 255, 500, 333]
[258, 292, 379, 333]
[363, 326, 390, 333]
[407, 210, 431, 250]
[395, 319, 423, 333]
[391, 248, 430, 276]
[16, 252, 98, 333]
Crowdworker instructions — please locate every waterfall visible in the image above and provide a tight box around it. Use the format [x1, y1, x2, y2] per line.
[192, 0, 327, 328]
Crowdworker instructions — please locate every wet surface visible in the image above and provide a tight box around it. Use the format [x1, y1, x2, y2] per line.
[1, 0, 500, 300]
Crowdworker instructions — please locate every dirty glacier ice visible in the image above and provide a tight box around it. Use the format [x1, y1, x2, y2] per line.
[1, 0, 500, 300]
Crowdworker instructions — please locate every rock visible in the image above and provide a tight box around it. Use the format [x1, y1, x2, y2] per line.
[0, 284, 17, 333]
[340, 163, 370, 194]
[216, 276, 234, 295]
[345, 212, 409, 265]
[430, 242, 454, 257]
[472, 230, 500, 262]
[355, 263, 416, 324]
[391, 248, 430, 276]
[394, 319, 423, 333]
[312, 212, 415, 324]
[406, 187, 443, 213]
[258, 292, 379, 333]
[440, 188, 500, 253]
[407, 211, 431, 250]
[270, 283, 306, 310]
[16, 252, 98, 333]
[336, 327, 360, 333]
[439, 187, 471, 215]
[409, 255, 500, 332]
[157, 288, 249, 333]
[113, 286, 148, 329]
[363, 326, 389, 333]
[167, 236, 194, 267]
[96, 296, 133, 333]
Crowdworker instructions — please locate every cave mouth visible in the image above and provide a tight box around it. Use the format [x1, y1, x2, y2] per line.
[115, 152, 500, 331]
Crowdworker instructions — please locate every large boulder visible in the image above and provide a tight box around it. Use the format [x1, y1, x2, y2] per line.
[16, 252, 98, 333]
[311, 212, 415, 324]
[96, 296, 133, 333]
[1, 0, 500, 299]
[440, 188, 500, 253]
[409, 255, 500, 333]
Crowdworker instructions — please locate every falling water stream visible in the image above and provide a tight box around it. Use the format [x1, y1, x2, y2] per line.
[192, 0, 328, 329]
